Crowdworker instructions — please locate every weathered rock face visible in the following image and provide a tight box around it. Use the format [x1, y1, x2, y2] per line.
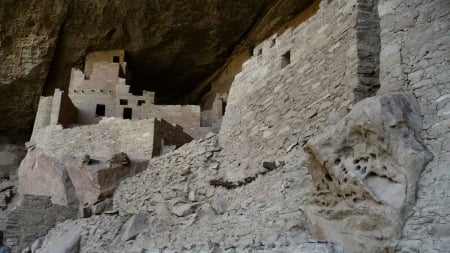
[305, 93, 433, 253]
[0, 0, 313, 143]
[0, 0, 71, 143]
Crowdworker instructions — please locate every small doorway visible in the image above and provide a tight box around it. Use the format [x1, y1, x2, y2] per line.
[95, 104, 105, 116]
[123, 108, 132, 119]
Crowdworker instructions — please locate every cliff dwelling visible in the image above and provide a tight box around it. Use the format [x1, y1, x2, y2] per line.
[0, 0, 448, 252]
[31, 50, 226, 159]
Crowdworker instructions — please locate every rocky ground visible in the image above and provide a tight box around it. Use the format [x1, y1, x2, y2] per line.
[26, 133, 343, 252]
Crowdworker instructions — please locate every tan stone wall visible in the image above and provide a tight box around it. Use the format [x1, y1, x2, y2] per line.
[219, 0, 361, 178]
[142, 104, 201, 139]
[377, 0, 450, 251]
[54, 89, 77, 127]
[32, 96, 53, 133]
[30, 118, 156, 160]
[84, 49, 126, 77]
[152, 119, 193, 156]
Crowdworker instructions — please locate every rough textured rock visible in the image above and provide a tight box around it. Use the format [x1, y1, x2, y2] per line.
[35, 227, 81, 253]
[305, 93, 432, 253]
[0, 0, 71, 143]
[18, 148, 78, 207]
[28, 133, 313, 252]
[63, 154, 148, 206]
[18, 147, 148, 209]
[113, 214, 149, 244]
[0, 144, 26, 179]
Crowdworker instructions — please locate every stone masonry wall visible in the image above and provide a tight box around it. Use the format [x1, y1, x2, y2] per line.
[377, 0, 450, 252]
[143, 104, 202, 139]
[219, 0, 361, 180]
[152, 119, 193, 156]
[0, 195, 78, 253]
[30, 118, 156, 160]
[32, 97, 53, 132]
[53, 89, 77, 127]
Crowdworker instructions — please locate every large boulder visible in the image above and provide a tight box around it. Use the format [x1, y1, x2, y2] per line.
[18, 147, 77, 206]
[63, 154, 148, 206]
[304, 93, 433, 253]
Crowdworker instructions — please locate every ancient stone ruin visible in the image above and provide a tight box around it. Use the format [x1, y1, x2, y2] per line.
[0, 0, 448, 252]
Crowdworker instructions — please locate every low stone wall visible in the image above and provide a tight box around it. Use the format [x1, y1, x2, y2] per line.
[143, 104, 201, 139]
[30, 118, 156, 160]
[153, 118, 193, 156]
[0, 195, 78, 253]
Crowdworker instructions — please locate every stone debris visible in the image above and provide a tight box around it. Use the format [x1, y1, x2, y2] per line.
[107, 152, 130, 168]
[113, 213, 149, 244]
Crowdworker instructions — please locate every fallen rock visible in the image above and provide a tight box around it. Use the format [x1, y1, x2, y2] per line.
[171, 203, 198, 217]
[107, 152, 130, 168]
[64, 155, 148, 206]
[35, 227, 81, 253]
[211, 195, 227, 215]
[18, 148, 78, 207]
[114, 213, 149, 244]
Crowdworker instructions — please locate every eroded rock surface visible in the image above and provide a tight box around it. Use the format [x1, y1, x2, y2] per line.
[305, 93, 433, 253]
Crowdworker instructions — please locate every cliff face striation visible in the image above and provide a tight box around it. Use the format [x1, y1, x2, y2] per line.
[0, 0, 313, 143]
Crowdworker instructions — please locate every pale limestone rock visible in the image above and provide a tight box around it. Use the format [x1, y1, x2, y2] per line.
[114, 214, 149, 244]
[36, 227, 81, 253]
[171, 203, 198, 217]
[305, 93, 433, 253]
[31, 237, 44, 253]
[211, 195, 227, 215]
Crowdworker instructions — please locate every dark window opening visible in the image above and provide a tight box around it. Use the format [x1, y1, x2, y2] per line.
[249, 46, 255, 57]
[123, 108, 132, 119]
[137, 100, 145, 106]
[113, 56, 120, 63]
[95, 104, 105, 116]
[270, 39, 276, 48]
[222, 100, 227, 116]
[120, 99, 128, 105]
[281, 50, 291, 68]
[258, 49, 262, 56]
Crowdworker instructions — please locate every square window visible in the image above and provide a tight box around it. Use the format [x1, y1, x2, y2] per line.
[120, 99, 128, 105]
[95, 104, 105, 116]
[137, 100, 146, 106]
[281, 50, 291, 68]
[113, 56, 120, 63]
[123, 108, 132, 119]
